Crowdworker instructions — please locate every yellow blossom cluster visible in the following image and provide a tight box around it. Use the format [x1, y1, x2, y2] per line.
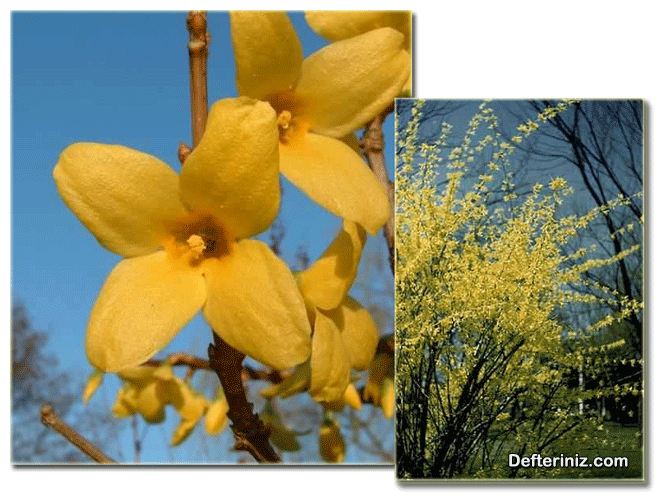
[396, 100, 642, 469]
[54, 11, 410, 456]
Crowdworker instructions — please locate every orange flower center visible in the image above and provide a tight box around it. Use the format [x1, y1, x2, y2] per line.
[267, 91, 308, 144]
[165, 212, 231, 266]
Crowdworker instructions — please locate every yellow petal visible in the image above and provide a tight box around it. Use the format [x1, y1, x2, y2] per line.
[86, 251, 206, 372]
[296, 28, 410, 138]
[82, 369, 104, 404]
[342, 384, 363, 411]
[279, 133, 389, 234]
[310, 309, 350, 403]
[319, 418, 345, 463]
[305, 11, 411, 43]
[118, 366, 159, 384]
[260, 362, 311, 399]
[172, 380, 208, 421]
[322, 382, 363, 412]
[112, 384, 138, 418]
[53, 143, 187, 258]
[203, 240, 311, 370]
[363, 350, 394, 406]
[170, 381, 207, 445]
[135, 380, 167, 424]
[298, 221, 366, 310]
[337, 296, 380, 371]
[230, 11, 303, 101]
[180, 98, 280, 240]
[205, 396, 229, 435]
[171, 417, 199, 446]
[381, 377, 395, 419]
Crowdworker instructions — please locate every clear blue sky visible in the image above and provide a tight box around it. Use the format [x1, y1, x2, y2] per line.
[11, 11, 394, 463]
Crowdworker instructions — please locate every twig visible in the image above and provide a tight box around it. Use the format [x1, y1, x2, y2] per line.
[207, 334, 281, 463]
[363, 104, 396, 274]
[186, 11, 210, 149]
[40, 405, 115, 464]
[142, 354, 286, 384]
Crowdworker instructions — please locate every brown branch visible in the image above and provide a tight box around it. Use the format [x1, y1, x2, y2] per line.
[362, 104, 395, 274]
[207, 333, 281, 463]
[142, 354, 286, 384]
[40, 405, 115, 464]
[186, 11, 210, 149]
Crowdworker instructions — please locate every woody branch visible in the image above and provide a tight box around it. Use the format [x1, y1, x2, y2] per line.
[179, 11, 281, 463]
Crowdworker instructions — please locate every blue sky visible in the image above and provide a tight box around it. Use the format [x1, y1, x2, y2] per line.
[11, 11, 395, 463]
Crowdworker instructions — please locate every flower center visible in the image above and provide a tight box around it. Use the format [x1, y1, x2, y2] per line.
[277, 110, 293, 129]
[267, 91, 307, 145]
[165, 212, 231, 266]
[276, 110, 299, 143]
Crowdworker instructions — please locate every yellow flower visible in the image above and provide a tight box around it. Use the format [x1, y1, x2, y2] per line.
[363, 345, 395, 418]
[53, 97, 312, 373]
[323, 383, 363, 412]
[305, 11, 412, 95]
[260, 221, 380, 404]
[299, 221, 380, 402]
[230, 11, 407, 234]
[204, 393, 229, 436]
[82, 369, 104, 404]
[549, 177, 568, 191]
[112, 364, 209, 445]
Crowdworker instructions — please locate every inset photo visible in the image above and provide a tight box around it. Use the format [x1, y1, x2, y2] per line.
[394, 99, 644, 481]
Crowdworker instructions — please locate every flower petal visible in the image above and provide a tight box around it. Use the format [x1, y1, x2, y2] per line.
[135, 381, 167, 424]
[296, 28, 410, 138]
[180, 98, 281, 241]
[337, 296, 380, 371]
[298, 220, 366, 310]
[310, 309, 350, 403]
[279, 132, 389, 234]
[205, 397, 229, 435]
[230, 11, 303, 101]
[53, 143, 188, 257]
[381, 377, 395, 419]
[82, 369, 104, 404]
[86, 251, 206, 372]
[260, 362, 311, 399]
[305, 11, 411, 43]
[203, 239, 311, 370]
[112, 384, 138, 418]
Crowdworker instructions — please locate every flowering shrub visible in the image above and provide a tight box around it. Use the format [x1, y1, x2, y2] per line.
[396, 100, 642, 479]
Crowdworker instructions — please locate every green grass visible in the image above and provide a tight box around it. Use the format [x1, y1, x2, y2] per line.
[461, 421, 643, 480]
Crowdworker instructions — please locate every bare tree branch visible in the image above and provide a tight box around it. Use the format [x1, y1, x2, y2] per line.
[40, 405, 115, 464]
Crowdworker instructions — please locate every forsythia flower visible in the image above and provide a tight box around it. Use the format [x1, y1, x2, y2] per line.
[305, 11, 412, 95]
[261, 221, 380, 404]
[205, 393, 229, 436]
[363, 344, 395, 418]
[82, 369, 104, 404]
[230, 11, 408, 234]
[53, 98, 311, 372]
[549, 177, 568, 191]
[298, 221, 380, 402]
[111, 364, 208, 445]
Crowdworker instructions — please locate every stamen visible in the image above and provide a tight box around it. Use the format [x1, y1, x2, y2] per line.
[187, 234, 206, 261]
[277, 110, 293, 129]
